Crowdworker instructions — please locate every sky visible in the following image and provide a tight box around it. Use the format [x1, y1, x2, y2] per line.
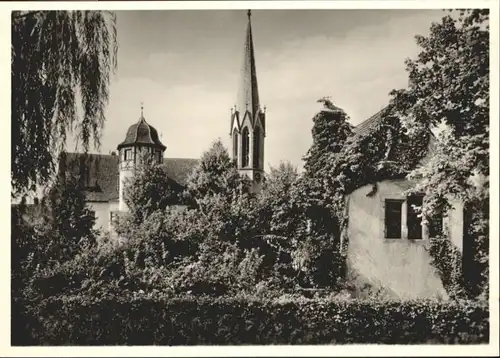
[73, 9, 446, 172]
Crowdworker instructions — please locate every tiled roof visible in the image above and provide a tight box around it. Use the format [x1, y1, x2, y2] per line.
[353, 105, 437, 143]
[117, 116, 166, 151]
[161, 158, 199, 186]
[352, 107, 388, 137]
[350, 106, 436, 171]
[58, 153, 199, 203]
[59, 152, 120, 202]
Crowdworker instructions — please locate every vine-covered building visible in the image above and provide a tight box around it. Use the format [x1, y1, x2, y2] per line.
[343, 108, 465, 300]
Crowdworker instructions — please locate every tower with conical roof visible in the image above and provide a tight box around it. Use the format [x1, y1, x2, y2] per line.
[230, 9, 266, 191]
[117, 104, 166, 212]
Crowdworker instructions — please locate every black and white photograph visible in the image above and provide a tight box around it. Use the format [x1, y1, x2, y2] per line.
[5, 0, 499, 355]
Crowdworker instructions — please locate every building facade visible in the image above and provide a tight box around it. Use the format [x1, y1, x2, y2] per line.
[343, 109, 464, 300]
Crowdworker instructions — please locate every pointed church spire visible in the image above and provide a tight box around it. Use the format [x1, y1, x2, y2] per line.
[237, 9, 260, 121]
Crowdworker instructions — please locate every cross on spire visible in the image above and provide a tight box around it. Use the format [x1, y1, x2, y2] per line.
[247, 9, 251, 19]
[140, 102, 144, 117]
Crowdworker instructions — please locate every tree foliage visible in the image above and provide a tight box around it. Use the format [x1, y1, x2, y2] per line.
[124, 158, 180, 223]
[387, 9, 489, 295]
[11, 10, 118, 196]
[388, 9, 489, 211]
[256, 161, 302, 238]
[303, 97, 353, 177]
[45, 173, 98, 252]
[186, 139, 253, 208]
[11, 174, 99, 303]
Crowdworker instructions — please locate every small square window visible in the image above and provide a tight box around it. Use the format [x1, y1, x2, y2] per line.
[124, 149, 132, 161]
[385, 199, 403, 239]
[110, 211, 119, 225]
[407, 195, 424, 240]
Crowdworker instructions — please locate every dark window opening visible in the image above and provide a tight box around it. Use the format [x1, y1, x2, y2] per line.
[242, 127, 250, 167]
[253, 127, 260, 168]
[233, 130, 239, 160]
[110, 211, 118, 225]
[407, 195, 424, 239]
[124, 149, 132, 161]
[385, 199, 403, 239]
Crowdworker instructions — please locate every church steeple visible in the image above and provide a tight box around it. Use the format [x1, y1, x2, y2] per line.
[230, 10, 266, 191]
[237, 9, 260, 122]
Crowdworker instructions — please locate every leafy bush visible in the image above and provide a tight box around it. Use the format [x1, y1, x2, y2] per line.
[15, 294, 488, 345]
[11, 174, 100, 303]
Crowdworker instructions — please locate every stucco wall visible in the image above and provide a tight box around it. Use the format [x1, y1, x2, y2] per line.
[87, 201, 118, 233]
[119, 169, 134, 212]
[346, 179, 463, 300]
[447, 199, 464, 252]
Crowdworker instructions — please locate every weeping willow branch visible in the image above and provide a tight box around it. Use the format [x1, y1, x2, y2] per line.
[11, 11, 43, 20]
[11, 10, 118, 197]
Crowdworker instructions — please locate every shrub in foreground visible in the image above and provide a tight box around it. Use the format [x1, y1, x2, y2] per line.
[14, 294, 488, 345]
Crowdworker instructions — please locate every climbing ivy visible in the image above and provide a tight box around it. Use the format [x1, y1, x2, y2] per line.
[390, 9, 490, 298]
[320, 104, 431, 215]
[429, 238, 464, 298]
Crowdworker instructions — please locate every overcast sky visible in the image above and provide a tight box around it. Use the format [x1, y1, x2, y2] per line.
[72, 9, 445, 171]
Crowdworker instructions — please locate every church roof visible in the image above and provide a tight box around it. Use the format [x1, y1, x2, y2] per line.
[117, 115, 166, 151]
[231, 9, 267, 134]
[58, 152, 198, 202]
[237, 10, 260, 118]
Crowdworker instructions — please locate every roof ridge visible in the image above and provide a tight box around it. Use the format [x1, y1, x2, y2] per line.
[64, 152, 114, 158]
[352, 105, 389, 136]
[145, 118, 154, 144]
[163, 157, 199, 161]
[133, 117, 142, 143]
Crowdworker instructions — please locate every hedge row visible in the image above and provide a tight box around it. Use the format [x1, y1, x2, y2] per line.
[13, 295, 489, 345]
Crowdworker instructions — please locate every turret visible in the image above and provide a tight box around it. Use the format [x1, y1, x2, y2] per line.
[117, 105, 166, 211]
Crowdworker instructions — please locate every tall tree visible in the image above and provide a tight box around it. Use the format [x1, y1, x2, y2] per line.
[124, 159, 180, 223]
[186, 139, 252, 204]
[257, 161, 301, 238]
[11, 11, 118, 197]
[389, 9, 489, 295]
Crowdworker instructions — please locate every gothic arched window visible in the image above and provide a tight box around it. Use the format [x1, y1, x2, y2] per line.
[242, 127, 250, 167]
[233, 129, 239, 161]
[253, 126, 260, 168]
